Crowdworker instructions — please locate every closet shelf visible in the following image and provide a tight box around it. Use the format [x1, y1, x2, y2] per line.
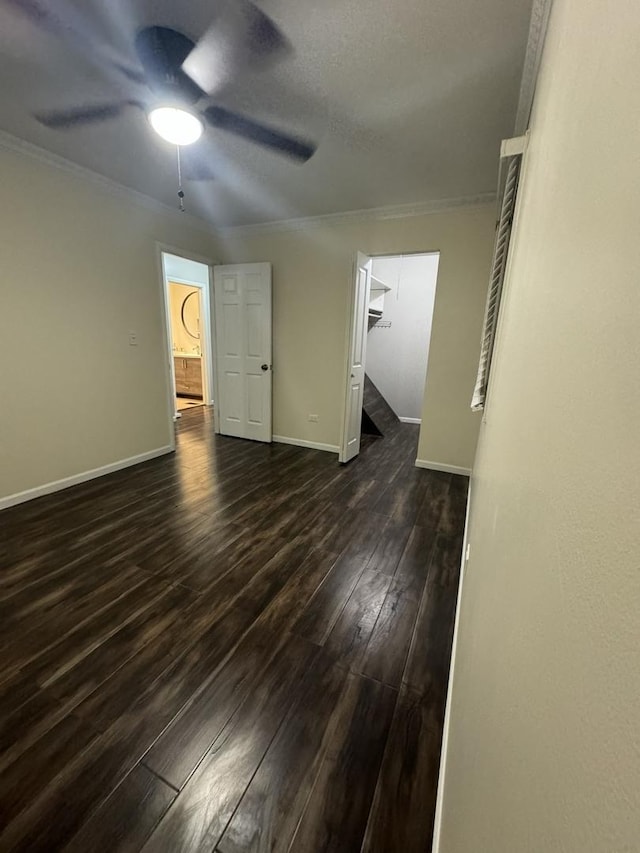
[370, 275, 391, 294]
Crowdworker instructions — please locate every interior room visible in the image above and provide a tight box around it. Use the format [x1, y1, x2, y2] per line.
[365, 253, 439, 428]
[161, 251, 211, 414]
[169, 281, 204, 411]
[1, 1, 638, 851]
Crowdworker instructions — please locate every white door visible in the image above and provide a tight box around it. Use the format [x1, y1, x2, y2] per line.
[339, 252, 372, 463]
[213, 263, 272, 442]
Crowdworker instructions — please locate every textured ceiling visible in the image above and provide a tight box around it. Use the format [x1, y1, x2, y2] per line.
[0, 0, 533, 226]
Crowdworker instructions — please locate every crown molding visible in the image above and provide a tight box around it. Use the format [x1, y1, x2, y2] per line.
[219, 193, 496, 237]
[0, 128, 214, 236]
[514, 0, 553, 135]
[0, 128, 497, 238]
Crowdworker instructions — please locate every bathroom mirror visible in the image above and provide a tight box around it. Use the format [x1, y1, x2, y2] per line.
[181, 290, 200, 339]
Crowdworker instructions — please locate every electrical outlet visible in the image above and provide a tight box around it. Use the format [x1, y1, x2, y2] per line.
[308, 414, 319, 422]
[128, 331, 138, 347]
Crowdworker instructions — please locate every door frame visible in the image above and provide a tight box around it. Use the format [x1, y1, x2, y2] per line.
[339, 249, 441, 462]
[338, 251, 371, 463]
[155, 244, 217, 436]
[166, 276, 213, 408]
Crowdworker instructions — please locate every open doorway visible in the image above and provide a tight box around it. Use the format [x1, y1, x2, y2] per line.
[160, 251, 214, 419]
[340, 251, 439, 462]
[367, 253, 439, 423]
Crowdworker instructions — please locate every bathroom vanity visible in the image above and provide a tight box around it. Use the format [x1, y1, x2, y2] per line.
[173, 354, 203, 398]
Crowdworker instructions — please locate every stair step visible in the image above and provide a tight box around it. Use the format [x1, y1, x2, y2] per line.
[363, 375, 400, 438]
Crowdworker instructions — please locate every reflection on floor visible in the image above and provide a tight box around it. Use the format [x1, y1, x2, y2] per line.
[176, 396, 204, 411]
[0, 406, 468, 851]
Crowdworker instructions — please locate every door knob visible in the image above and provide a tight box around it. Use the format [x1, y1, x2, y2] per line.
[261, 364, 269, 371]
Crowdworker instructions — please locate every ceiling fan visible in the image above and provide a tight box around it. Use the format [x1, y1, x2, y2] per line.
[4, 0, 317, 165]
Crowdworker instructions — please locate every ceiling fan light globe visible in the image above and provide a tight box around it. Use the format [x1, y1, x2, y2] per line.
[148, 107, 203, 146]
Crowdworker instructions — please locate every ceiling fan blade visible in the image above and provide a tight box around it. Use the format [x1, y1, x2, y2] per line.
[243, 1, 291, 62]
[4, 0, 145, 84]
[178, 141, 217, 182]
[182, 0, 291, 95]
[34, 102, 136, 129]
[4, 0, 69, 38]
[204, 105, 316, 162]
[112, 62, 147, 85]
[182, 160, 216, 182]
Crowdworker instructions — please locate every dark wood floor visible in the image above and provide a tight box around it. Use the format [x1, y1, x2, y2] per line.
[0, 408, 467, 852]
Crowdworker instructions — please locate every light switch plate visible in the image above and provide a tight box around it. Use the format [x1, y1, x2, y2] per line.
[128, 331, 138, 346]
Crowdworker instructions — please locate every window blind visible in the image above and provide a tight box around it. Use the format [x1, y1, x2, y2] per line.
[471, 154, 522, 411]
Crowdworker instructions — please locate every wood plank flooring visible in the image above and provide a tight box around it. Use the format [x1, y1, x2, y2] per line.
[0, 407, 467, 852]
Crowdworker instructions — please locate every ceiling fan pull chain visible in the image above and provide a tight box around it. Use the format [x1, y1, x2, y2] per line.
[176, 145, 185, 212]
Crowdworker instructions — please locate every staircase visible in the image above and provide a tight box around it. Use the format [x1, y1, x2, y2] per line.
[362, 374, 400, 437]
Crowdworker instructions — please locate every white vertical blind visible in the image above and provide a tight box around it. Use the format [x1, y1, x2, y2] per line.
[471, 154, 522, 411]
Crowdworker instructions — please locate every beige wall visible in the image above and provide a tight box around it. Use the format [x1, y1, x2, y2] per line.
[437, 1, 640, 851]
[0, 143, 492, 503]
[215, 206, 493, 465]
[0, 144, 213, 503]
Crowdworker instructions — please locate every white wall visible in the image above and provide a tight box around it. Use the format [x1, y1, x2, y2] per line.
[163, 254, 210, 286]
[436, 1, 640, 850]
[0, 141, 214, 505]
[367, 254, 438, 421]
[214, 205, 492, 467]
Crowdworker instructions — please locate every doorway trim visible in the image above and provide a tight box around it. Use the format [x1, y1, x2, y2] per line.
[339, 249, 441, 464]
[339, 252, 372, 463]
[166, 275, 213, 409]
[155, 243, 217, 440]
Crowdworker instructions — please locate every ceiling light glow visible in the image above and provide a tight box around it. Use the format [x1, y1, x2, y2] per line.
[148, 107, 203, 146]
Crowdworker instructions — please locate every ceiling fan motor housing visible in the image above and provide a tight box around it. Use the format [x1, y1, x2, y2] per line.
[135, 26, 203, 105]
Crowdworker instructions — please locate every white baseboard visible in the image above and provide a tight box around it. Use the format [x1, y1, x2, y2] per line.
[272, 435, 339, 454]
[0, 445, 174, 511]
[399, 417, 422, 424]
[431, 479, 472, 852]
[415, 458, 472, 476]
